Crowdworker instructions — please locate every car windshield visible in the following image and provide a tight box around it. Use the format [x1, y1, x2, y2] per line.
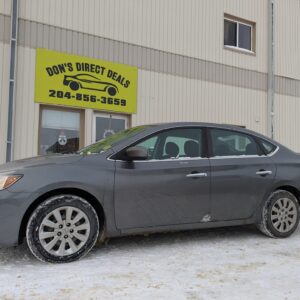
[78, 125, 152, 154]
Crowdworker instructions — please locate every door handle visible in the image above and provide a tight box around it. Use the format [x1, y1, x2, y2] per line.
[256, 170, 272, 176]
[186, 172, 208, 178]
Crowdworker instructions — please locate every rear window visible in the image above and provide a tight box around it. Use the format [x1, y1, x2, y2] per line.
[210, 128, 260, 157]
[259, 139, 277, 155]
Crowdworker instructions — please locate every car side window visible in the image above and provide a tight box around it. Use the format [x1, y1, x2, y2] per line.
[259, 139, 277, 155]
[136, 136, 159, 160]
[134, 128, 203, 160]
[210, 128, 260, 157]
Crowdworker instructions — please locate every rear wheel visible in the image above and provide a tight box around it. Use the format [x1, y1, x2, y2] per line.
[257, 190, 300, 238]
[26, 195, 99, 263]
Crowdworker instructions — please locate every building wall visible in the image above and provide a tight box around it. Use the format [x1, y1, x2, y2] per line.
[273, 0, 300, 149]
[0, 0, 300, 164]
[275, 0, 300, 80]
[133, 70, 266, 134]
[0, 42, 10, 163]
[0, 0, 11, 15]
[13, 46, 40, 160]
[18, 0, 268, 73]
[11, 46, 267, 162]
[274, 94, 300, 151]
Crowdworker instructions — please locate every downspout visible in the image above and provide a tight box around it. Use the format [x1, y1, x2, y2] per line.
[267, 0, 275, 138]
[6, 0, 19, 162]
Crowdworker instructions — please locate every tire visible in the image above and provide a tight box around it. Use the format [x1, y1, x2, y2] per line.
[26, 195, 99, 263]
[107, 86, 117, 96]
[69, 81, 80, 91]
[257, 190, 300, 238]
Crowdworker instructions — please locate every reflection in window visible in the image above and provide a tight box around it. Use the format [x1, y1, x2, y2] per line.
[40, 109, 81, 155]
[95, 116, 126, 142]
[224, 17, 253, 52]
[211, 129, 259, 157]
[259, 139, 277, 155]
[134, 128, 203, 160]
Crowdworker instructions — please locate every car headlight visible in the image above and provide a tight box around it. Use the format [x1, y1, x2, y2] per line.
[0, 175, 22, 191]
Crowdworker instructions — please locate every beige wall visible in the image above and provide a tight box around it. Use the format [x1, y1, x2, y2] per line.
[18, 0, 268, 73]
[133, 69, 267, 135]
[275, 0, 300, 80]
[274, 94, 300, 151]
[13, 46, 40, 160]
[0, 0, 11, 15]
[0, 0, 300, 164]
[10, 46, 269, 162]
[0, 42, 9, 164]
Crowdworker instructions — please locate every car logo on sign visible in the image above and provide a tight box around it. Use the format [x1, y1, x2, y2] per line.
[63, 73, 119, 96]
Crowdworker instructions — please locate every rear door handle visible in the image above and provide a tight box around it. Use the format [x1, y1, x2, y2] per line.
[186, 172, 208, 178]
[256, 170, 272, 176]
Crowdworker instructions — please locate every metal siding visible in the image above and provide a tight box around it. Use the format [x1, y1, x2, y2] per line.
[0, 0, 11, 15]
[0, 42, 9, 164]
[1, 0, 299, 161]
[13, 46, 39, 160]
[274, 94, 300, 152]
[3, 16, 273, 93]
[275, 0, 300, 80]
[18, 0, 267, 73]
[0, 14, 10, 43]
[132, 69, 267, 135]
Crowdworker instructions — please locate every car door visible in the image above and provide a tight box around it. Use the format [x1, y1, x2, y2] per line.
[113, 127, 211, 229]
[208, 127, 276, 221]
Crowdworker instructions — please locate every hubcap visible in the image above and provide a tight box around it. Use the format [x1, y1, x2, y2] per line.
[271, 198, 298, 233]
[39, 206, 90, 257]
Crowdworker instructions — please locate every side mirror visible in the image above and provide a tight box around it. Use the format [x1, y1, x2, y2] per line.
[126, 146, 148, 161]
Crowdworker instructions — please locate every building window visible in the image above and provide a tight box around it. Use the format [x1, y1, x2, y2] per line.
[93, 113, 129, 143]
[39, 107, 84, 155]
[224, 14, 255, 53]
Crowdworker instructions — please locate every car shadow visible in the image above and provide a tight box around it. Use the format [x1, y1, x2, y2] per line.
[0, 225, 298, 265]
[87, 225, 268, 259]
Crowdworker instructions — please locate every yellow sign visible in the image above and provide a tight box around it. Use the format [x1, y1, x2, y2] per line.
[35, 49, 137, 113]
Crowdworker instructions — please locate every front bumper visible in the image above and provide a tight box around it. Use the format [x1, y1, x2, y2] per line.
[0, 189, 37, 247]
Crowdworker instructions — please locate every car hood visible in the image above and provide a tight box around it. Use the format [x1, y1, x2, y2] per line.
[0, 154, 83, 174]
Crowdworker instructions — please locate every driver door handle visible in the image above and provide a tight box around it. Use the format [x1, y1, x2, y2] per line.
[186, 172, 208, 178]
[256, 170, 272, 176]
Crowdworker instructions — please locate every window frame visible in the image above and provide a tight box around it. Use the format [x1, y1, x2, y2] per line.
[224, 14, 256, 54]
[256, 137, 279, 156]
[92, 112, 129, 143]
[207, 127, 264, 159]
[38, 105, 85, 155]
[113, 126, 208, 162]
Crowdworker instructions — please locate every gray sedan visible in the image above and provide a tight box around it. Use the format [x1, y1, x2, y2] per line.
[0, 122, 299, 263]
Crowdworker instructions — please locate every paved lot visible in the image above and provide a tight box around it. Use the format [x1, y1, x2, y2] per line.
[0, 225, 299, 300]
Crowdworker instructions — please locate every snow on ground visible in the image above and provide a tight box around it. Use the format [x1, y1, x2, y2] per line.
[0, 225, 300, 300]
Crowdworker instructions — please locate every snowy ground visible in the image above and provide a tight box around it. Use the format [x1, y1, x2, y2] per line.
[0, 225, 300, 300]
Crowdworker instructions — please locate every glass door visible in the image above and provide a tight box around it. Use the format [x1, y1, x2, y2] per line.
[93, 113, 129, 143]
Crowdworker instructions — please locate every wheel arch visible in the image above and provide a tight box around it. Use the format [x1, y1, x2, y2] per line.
[274, 185, 300, 203]
[18, 187, 105, 244]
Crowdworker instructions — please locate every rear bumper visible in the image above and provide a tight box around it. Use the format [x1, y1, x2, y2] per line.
[0, 190, 37, 247]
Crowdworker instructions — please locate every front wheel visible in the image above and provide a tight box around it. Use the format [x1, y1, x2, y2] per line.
[257, 190, 300, 238]
[26, 195, 99, 263]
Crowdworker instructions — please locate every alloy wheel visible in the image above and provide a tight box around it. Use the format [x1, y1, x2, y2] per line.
[38, 206, 91, 257]
[270, 198, 297, 233]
